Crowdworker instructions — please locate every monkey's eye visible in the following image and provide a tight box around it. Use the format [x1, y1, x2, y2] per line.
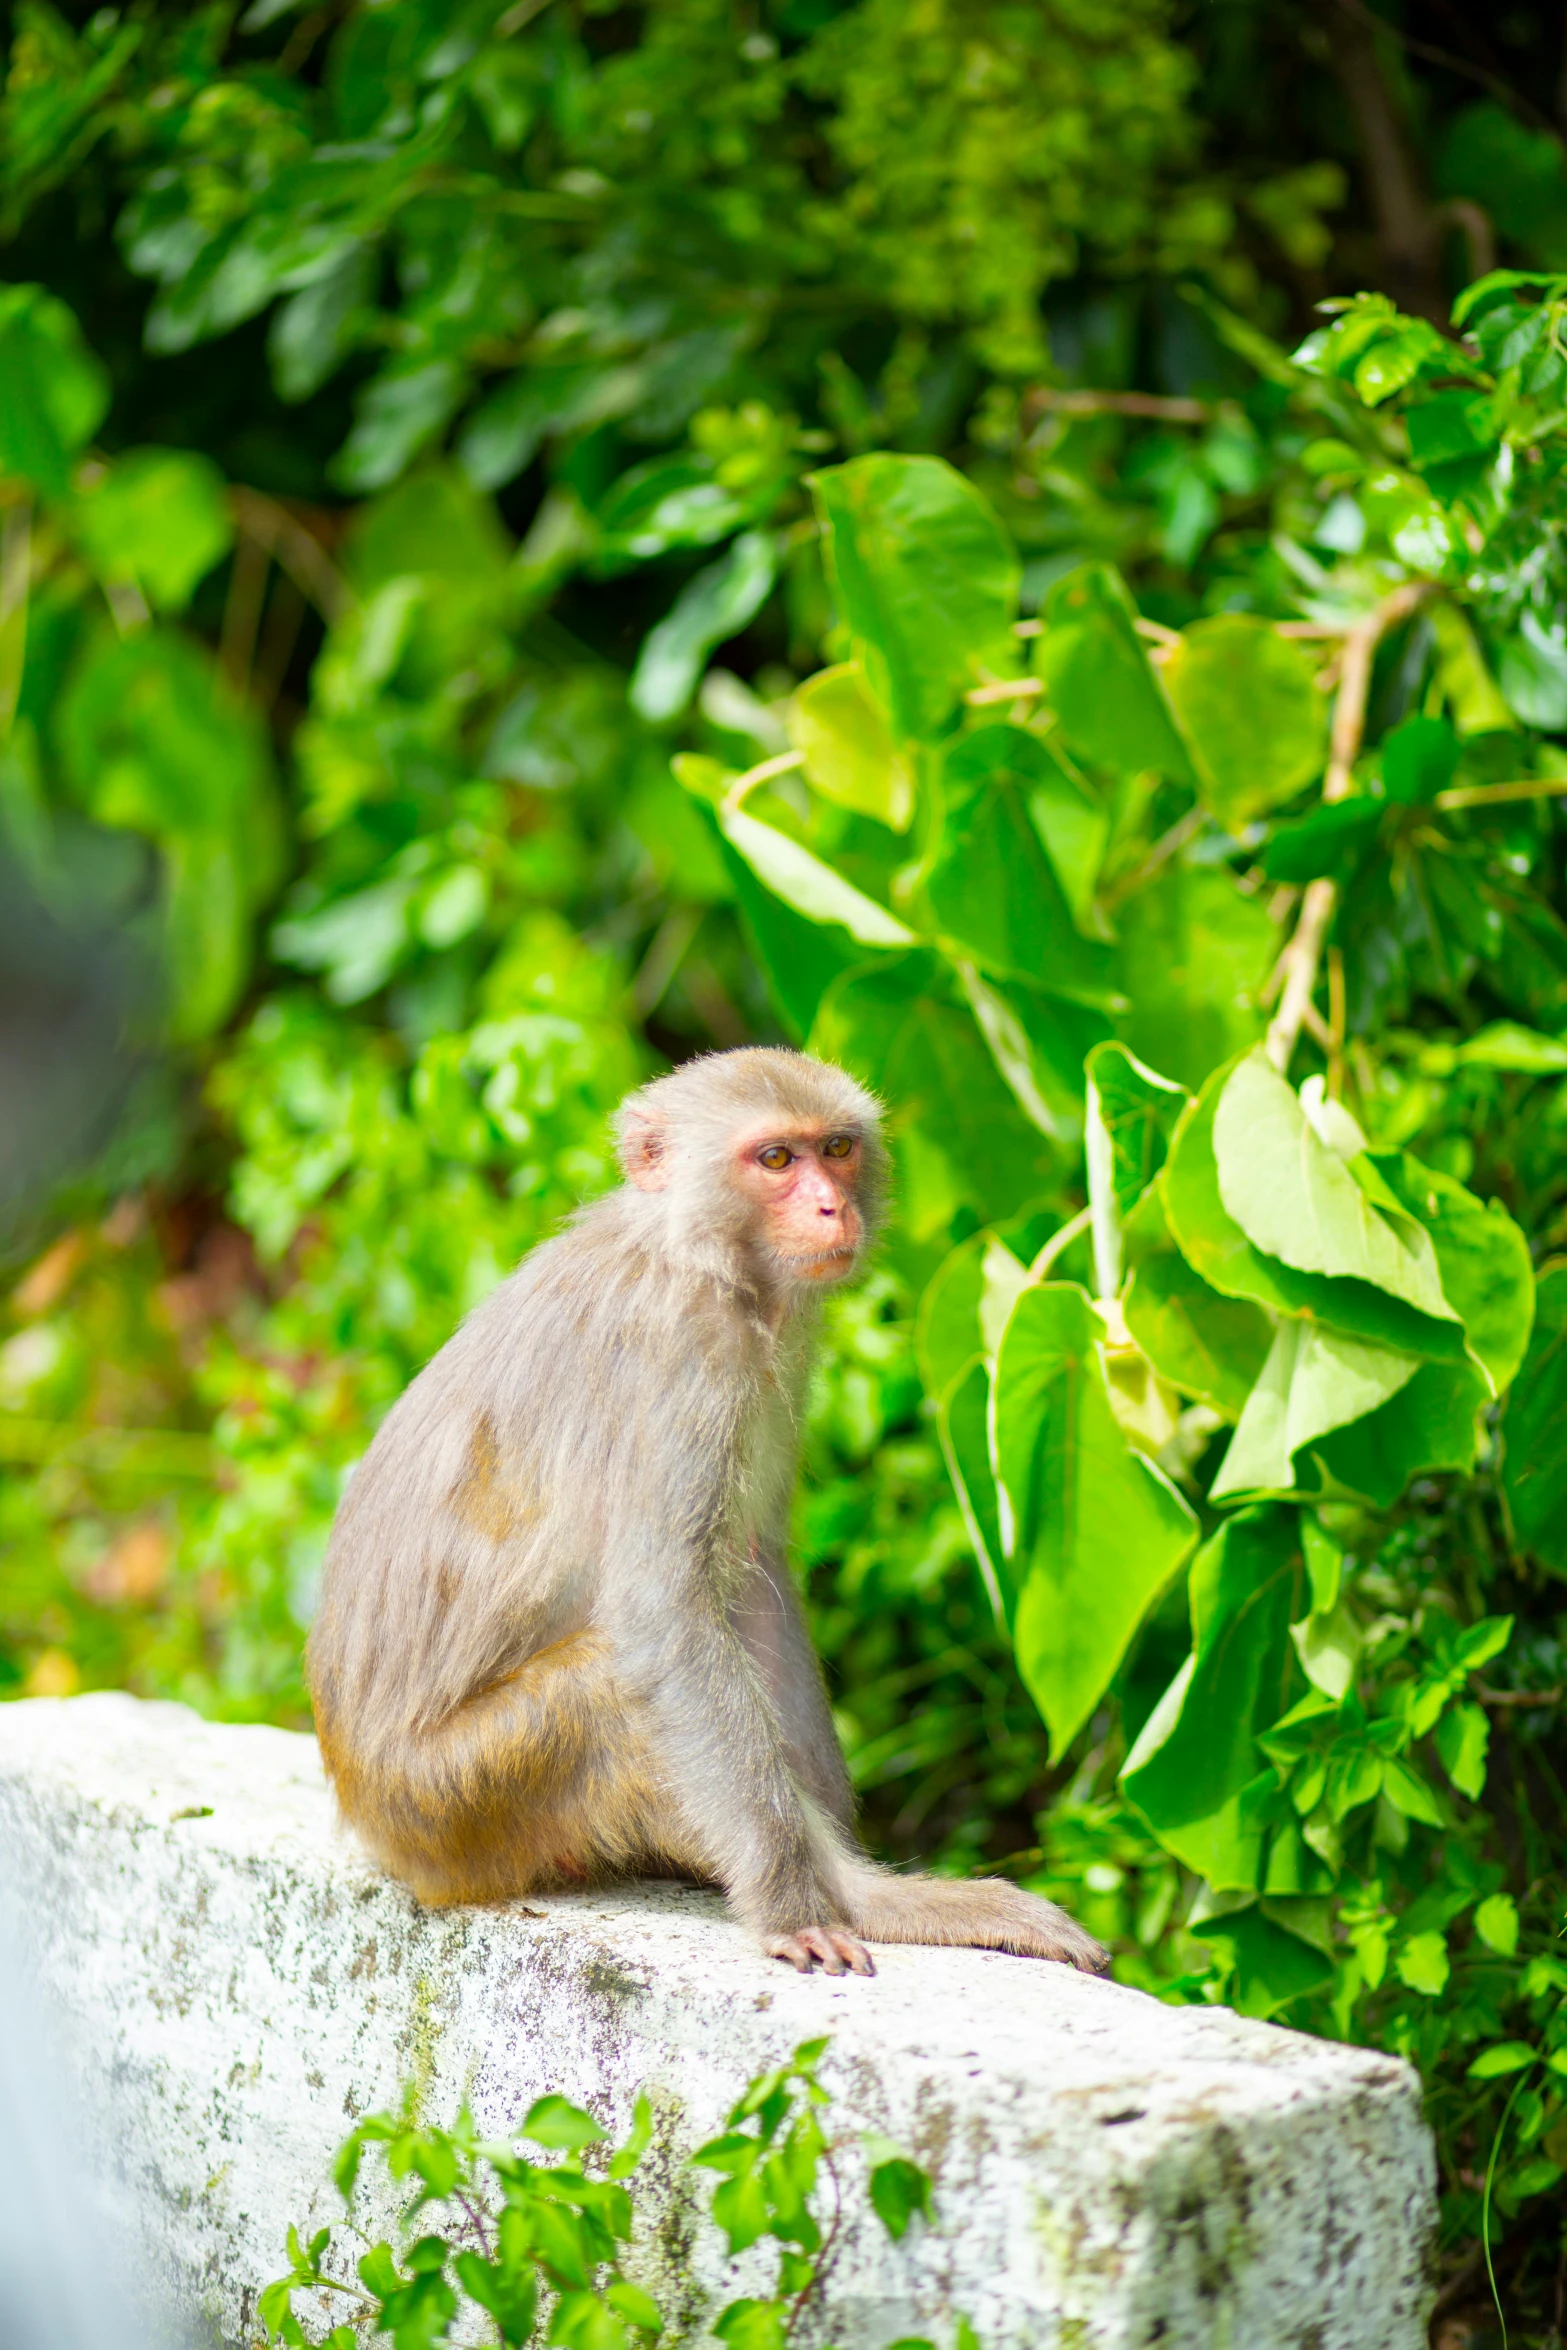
[757, 1144, 793, 1171]
[821, 1134, 855, 1160]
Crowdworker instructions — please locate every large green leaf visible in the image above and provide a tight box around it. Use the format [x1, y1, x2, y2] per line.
[1113, 862, 1273, 1090]
[810, 456, 1019, 743]
[1315, 1361, 1487, 1505]
[938, 1356, 1008, 1624]
[993, 1283, 1197, 1755]
[719, 806, 916, 949]
[0, 282, 109, 498]
[1034, 564, 1195, 783]
[787, 662, 914, 830]
[955, 964, 1107, 1142]
[1162, 616, 1327, 831]
[1211, 1320, 1419, 1499]
[926, 724, 1114, 1003]
[1371, 1153, 1534, 1392]
[1084, 1041, 1187, 1294]
[916, 1232, 988, 1402]
[1500, 1261, 1567, 1574]
[1122, 1508, 1307, 1887]
[1214, 1052, 1458, 1326]
[1123, 1251, 1273, 1418]
[1162, 1065, 1471, 1361]
[811, 955, 1060, 1243]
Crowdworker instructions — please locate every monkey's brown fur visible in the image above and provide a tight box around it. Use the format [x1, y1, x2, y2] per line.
[309, 1047, 1106, 1975]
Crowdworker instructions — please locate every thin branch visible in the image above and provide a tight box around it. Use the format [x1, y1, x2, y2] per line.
[1475, 1683, 1563, 1709]
[1025, 388, 1212, 424]
[228, 487, 353, 626]
[964, 676, 1042, 706]
[219, 528, 270, 696]
[1327, 945, 1347, 1099]
[1101, 805, 1203, 910]
[1029, 1204, 1092, 1282]
[1437, 776, 1567, 810]
[1132, 615, 1182, 647]
[1265, 582, 1432, 1074]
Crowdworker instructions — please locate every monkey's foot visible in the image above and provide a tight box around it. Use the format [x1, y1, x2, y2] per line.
[766, 1925, 875, 1977]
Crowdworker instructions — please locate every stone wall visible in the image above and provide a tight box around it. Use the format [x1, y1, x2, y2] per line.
[0, 1693, 1435, 2348]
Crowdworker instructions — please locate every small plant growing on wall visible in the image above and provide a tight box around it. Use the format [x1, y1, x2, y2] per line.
[258, 2037, 965, 2350]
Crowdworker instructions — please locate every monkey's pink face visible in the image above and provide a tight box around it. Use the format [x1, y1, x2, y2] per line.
[731, 1124, 866, 1282]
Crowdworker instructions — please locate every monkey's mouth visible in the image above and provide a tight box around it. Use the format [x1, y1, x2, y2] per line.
[784, 1244, 858, 1279]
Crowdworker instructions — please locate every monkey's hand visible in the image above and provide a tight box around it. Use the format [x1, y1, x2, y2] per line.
[965, 1883, 1111, 1973]
[766, 1925, 875, 1977]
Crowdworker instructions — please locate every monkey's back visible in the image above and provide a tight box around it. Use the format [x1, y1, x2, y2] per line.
[306, 1195, 774, 1765]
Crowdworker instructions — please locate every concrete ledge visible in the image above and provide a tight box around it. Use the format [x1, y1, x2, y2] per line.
[0, 1694, 1434, 2347]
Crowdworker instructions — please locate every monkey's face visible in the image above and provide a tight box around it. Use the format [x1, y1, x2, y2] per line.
[731, 1123, 867, 1284]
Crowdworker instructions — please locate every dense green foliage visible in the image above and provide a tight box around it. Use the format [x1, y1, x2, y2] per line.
[260, 2039, 945, 2350]
[4, 3, 1567, 2338]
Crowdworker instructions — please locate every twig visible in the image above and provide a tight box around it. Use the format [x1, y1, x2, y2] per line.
[1327, 946, 1346, 1099]
[1475, 1683, 1563, 1709]
[1024, 388, 1213, 424]
[219, 529, 270, 696]
[1437, 777, 1567, 811]
[964, 676, 1043, 706]
[228, 487, 353, 625]
[1265, 583, 1432, 1074]
[1101, 805, 1203, 910]
[1132, 615, 1182, 647]
[1029, 1204, 1092, 1282]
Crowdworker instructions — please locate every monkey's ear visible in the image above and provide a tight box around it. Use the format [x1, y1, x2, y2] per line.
[619, 1113, 669, 1191]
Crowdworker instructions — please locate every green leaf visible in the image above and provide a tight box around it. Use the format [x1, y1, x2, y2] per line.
[1381, 1758, 1445, 1825]
[1313, 1359, 1487, 1505]
[1212, 1319, 1419, 1500]
[1469, 2040, 1538, 2079]
[1380, 714, 1459, 805]
[1472, 1893, 1520, 1957]
[1214, 1053, 1457, 1325]
[916, 1233, 988, 1400]
[522, 2095, 606, 2151]
[868, 2157, 934, 2241]
[1369, 1152, 1534, 1391]
[1393, 1930, 1450, 1995]
[1122, 1251, 1272, 1418]
[69, 448, 232, 611]
[711, 2298, 788, 2350]
[812, 955, 1060, 1246]
[954, 963, 1108, 1142]
[719, 808, 915, 950]
[0, 282, 110, 497]
[1501, 1260, 1567, 1574]
[810, 455, 1019, 742]
[1034, 564, 1195, 783]
[994, 1283, 1197, 1755]
[1263, 798, 1384, 886]
[711, 2171, 772, 2255]
[1188, 1899, 1334, 2019]
[1163, 1064, 1470, 1360]
[454, 2251, 538, 2345]
[1162, 616, 1327, 831]
[1084, 1043, 1187, 1221]
[927, 725, 1116, 1002]
[1113, 863, 1274, 1091]
[1122, 1508, 1307, 1888]
[938, 1358, 1007, 1622]
[1433, 1700, 1489, 1799]
[788, 663, 914, 830]
[605, 2279, 664, 2335]
[631, 531, 777, 723]
[331, 356, 466, 494]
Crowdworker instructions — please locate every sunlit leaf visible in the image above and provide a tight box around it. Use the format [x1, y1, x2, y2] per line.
[1162, 616, 1327, 830]
[788, 662, 914, 830]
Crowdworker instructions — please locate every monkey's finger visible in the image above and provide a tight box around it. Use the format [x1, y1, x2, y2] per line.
[826, 1930, 875, 1976]
[802, 1927, 847, 1975]
[766, 1934, 820, 1972]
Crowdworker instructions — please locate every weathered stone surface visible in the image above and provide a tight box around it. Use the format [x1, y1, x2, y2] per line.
[0, 1693, 1433, 2349]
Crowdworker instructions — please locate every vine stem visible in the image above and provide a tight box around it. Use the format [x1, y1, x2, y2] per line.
[1264, 582, 1433, 1075]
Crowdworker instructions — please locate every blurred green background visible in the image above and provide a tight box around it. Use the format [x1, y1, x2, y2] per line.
[4, 4, 1567, 2338]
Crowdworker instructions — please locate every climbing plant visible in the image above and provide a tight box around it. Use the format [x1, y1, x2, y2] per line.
[672, 276, 1567, 2290]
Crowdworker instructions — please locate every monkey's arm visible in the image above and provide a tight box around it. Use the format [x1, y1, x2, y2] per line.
[612, 1535, 867, 1967]
[730, 1552, 855, 1831]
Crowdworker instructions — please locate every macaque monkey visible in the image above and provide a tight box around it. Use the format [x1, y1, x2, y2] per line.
[309, 1048, 1106, 1977]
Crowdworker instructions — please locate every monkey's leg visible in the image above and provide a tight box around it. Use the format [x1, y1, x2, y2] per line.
[326, 1632, 659, 1907]
[836, 1862, 1109, 1973]
[730, 1549, 855, 1831]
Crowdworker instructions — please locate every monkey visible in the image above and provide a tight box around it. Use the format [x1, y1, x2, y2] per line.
[308, 1047, 1107, 1979]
